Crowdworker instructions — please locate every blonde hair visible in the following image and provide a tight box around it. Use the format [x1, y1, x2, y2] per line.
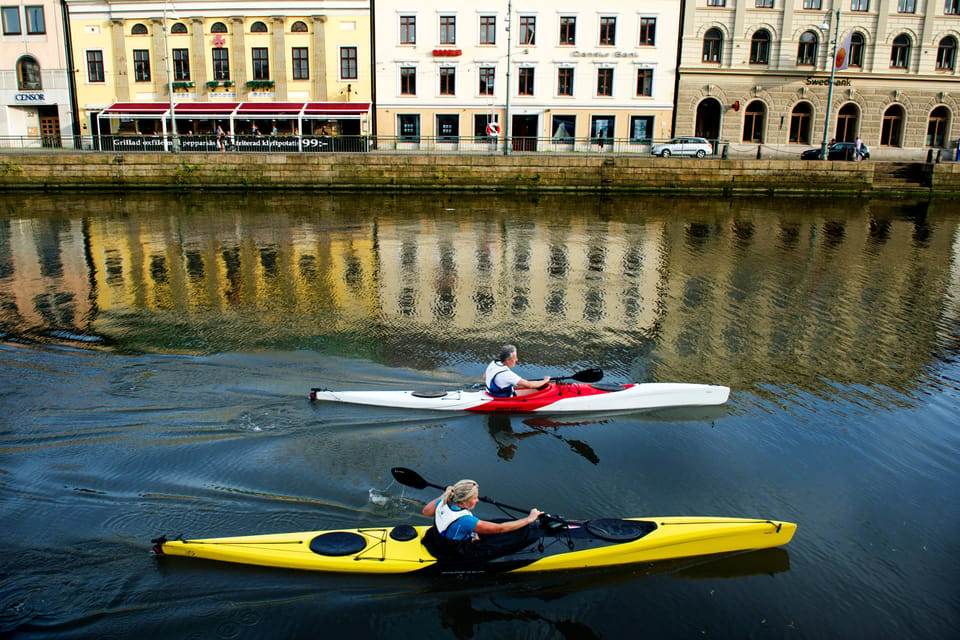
[445, 479, 479, 507]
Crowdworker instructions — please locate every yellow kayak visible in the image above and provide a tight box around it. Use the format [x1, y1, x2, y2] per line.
[152, 516, 796, 575]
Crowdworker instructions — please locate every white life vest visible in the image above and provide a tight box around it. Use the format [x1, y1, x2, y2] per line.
[435, 499, 474, 537]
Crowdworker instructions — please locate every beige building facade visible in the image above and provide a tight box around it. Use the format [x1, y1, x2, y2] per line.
[677, 0, 960, 159]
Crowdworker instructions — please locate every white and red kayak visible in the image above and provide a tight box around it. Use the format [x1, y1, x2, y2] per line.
[309, 381, 730, 413]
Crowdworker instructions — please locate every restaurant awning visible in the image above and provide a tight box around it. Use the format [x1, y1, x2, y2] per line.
[97, 101, 371, 120]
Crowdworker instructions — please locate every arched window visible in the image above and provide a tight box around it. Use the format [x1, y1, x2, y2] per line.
[927, 106, 950, 147]
[171, 22, 187, 34]
[937, 36, 957, 70]
[131, 23, 148, 35]
[750, 30, 771, 64]
[742, 100, 766, 142]
[789, 102, 813, 143]
[890, 34, 910, 68]
[250, 21, 268, 33]
[17, 55, 41, 90]
[881, 104, 905, 146]
[211, 22, 227, 33]
[849, 32, 865, 67]
[702, 28, 723, 63]
[836, 103, 860, 141]
[797, 31, 818, 66]
[291, 21, 308, 32]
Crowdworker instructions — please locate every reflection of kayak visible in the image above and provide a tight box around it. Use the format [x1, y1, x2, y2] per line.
[152, 516, 794, 575]
[309, 382, 730, 413]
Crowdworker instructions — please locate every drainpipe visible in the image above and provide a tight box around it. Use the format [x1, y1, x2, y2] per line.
[503, 0, 511, 156]
[61, 0, 82, 146]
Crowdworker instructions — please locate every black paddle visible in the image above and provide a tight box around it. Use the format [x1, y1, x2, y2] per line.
[391, 467, 530, 516]
[550, 368, 603, 383]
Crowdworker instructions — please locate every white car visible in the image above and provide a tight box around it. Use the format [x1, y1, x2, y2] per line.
[651, 137, 714, 158]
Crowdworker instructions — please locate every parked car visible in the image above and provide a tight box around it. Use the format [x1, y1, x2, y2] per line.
[801, 142, 870, 161]
[651, 137, 714, 158]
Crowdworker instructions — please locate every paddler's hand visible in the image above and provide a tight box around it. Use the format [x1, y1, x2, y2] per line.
[527, 508, 543, 523]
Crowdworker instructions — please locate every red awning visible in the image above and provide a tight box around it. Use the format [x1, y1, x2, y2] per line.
[98, 101, 370, 119]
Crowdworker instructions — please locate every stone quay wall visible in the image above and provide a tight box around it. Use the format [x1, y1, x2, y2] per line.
[1, 153, 958, 195]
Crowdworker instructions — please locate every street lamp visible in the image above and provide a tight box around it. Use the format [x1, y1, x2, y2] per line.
[819, 9, 840, 159]
[162, 0, 178, 152]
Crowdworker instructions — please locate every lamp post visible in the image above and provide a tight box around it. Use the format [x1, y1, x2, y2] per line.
[819, 8, 840, 159]
[503, 0, 512, 156]
[162, 0, 178, 152]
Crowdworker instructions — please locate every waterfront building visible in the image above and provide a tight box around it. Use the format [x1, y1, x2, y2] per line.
[373, 0, 681, 150]
[63, 0, 372, 146]
[676, 0, 960, 158]
[1, 0, 75, 146]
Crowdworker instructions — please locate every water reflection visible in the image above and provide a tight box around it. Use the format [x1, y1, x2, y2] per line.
[0, 192, 957, 397]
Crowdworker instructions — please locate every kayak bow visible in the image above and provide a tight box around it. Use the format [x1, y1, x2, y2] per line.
[309, 381, 730, 413]
[152, 516, 795, 575]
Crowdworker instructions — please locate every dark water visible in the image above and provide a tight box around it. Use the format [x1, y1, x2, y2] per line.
[1, 192, 958, 639]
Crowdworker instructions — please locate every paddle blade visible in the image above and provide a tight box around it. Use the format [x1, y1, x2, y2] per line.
[570, 368, 604, 383]
[391, 467, 429, 490]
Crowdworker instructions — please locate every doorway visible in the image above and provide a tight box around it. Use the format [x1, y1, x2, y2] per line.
[511, 114, 538, 151]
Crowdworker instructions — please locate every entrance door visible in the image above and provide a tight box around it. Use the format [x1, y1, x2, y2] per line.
[695, 98, 722, 150]
[511, 114, 538, 151]
[40, 112, 61, 148]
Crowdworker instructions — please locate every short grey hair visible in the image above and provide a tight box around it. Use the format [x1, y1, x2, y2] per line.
[498, 344, 517, 362]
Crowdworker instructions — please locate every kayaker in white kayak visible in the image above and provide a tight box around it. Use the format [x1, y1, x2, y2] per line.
[422, 479, 542, 540]
[484, 345, 550, 397]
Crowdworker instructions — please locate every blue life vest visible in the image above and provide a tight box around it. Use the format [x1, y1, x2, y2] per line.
[486, 363, 513, 397]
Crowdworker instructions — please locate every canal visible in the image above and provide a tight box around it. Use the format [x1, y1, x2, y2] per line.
[1, 191, 957, 638]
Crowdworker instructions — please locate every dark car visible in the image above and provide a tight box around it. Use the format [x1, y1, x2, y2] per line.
[801, 142, 869, 161]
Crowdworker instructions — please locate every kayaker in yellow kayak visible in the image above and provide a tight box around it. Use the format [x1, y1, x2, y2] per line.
[484, 345, 550, 397]
[422, 479, 542, 540]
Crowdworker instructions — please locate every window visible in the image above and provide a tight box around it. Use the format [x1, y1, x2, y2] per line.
[897, 0, 916, 11]
[2, 6, 21, 35]
[400, 66, 416, 94]
[292, 21, 308, 32]
[890, 34, 910, 68]
[252, 47, 269, 80]
[597, 68, 613, 96]
[881, 105, 904, 146]
[440, 16, 455, 44]
[599, 17, 616, 45]
[629, 116, 654, 143]
[173, 48, 190, 81]
[211, 22, 227, 33]
[518, 67, 534, 95]
[639, 18, 656, 45]
[851, 0, 869, 11]
[131, 23, 148, 35]
[707, 0, 726, 6]
[703, 28, 723, 63]
[520, 16, 535, 45]
[789, 102, 813, 143]
[797, 31, 818, 66]
[936, 36, 956, 70]
[16, 56, 41, 90]
[340, 46, 357, 79]
[480, 16, 495, 44]
[742, 101, 766, 142]
[86, 50, 104, 82]
[400, 16, 415, 44]
[474, 114, 498, 141]
[212, 48, 230, 80]
[398, 114, 420, 142]
[948, 0, 959, 14]
[560, 17, 575, 45]
[803, 0, 822, 8]
[250, 21, 267, 33]
[478, 67, 494, 95]
[552, 115, 575, 141]
[836, 103, 859, 141]
[436, 114, 459, 142]
[133, 50, 151, 82]
[849, 33, 865, 67]
[636, 68, 652, 96]
[751, 30, 770, 63]
[439, 67, 455, 95]
[171, 23, 187, 34]
[25, 5, 44, 34]
[927, 106, 949, 147]
[292, 47, 309, 80]
[557, 67, 574, 96]
[591, 116, 614, 143]
[756, 0, 774, 7]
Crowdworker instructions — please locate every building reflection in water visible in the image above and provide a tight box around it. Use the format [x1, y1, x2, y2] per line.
[0, 192, 956, 394]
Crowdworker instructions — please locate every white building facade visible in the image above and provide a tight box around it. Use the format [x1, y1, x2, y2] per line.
[374, 0, 681, 151]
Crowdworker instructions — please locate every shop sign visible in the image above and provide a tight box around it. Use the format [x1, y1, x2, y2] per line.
[432, 49, 462, 57]
[571, 51, 638, 58]
[805, 77, 852, 87]
[15, 93, 46, 103]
